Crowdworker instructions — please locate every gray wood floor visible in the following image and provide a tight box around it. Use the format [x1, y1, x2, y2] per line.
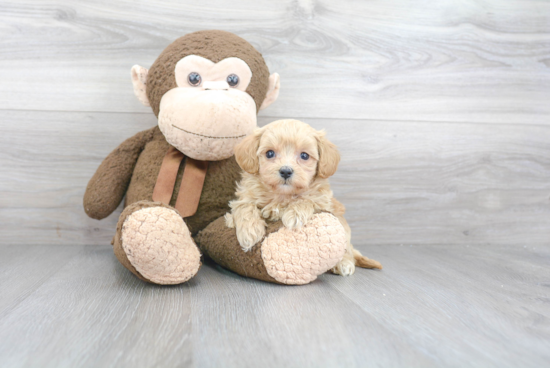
[1, 243, 549, 367]
[1, 0, 549, 366]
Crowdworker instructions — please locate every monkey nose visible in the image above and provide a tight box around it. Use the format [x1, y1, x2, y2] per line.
[203, 81, 230, 90]
[279, 166, 293, 179]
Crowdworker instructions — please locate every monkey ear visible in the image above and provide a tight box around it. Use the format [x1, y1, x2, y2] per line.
[131, 65, 150, 107]
[259, 73, 280, 111]
[316, 131, 341, 178]
[234, 128, 264, 174]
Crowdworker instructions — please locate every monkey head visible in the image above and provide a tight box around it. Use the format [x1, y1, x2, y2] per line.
[130, 30, 280, 161]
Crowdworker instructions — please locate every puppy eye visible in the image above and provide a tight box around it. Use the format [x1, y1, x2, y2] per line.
[266, 150, 275, 159]
[188, 72, 201, 86]
[227, 74, 239, 87]
[300, 152, 310, 160]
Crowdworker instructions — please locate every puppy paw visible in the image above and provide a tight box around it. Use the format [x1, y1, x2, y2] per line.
[331, 258, 356, 276]
[236, 220, 266, 252]
[281, 207, 313, 229]
[224, 212, 235, 228]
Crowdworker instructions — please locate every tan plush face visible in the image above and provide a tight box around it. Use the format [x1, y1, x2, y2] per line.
[131, 30, 281, 161]
[234, 119, 341, 195]
[158, 56, 257, 161]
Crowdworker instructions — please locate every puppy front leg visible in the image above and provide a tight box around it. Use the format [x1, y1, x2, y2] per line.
[281, 200, 315, 229]
[231, 204, 267, 252]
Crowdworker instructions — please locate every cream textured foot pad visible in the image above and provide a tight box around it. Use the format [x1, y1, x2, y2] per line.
[121, 206, 201, 284]
[261, 213, 347, 285]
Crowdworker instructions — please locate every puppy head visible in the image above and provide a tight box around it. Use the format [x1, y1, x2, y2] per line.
[234, 119, 340, 194]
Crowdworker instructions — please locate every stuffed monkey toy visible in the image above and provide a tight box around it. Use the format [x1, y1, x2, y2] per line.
[84, 30, 347, 285]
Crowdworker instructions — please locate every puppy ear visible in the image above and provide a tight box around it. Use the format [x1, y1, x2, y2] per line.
[316, 131, 340, 178]
[234, 128, 263, 174]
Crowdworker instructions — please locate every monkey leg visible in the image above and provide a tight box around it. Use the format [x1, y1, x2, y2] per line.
[113, 200, 201, 285]
[195, 213, 347, 285]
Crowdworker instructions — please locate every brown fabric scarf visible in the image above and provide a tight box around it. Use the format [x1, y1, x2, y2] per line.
[152, 146, 208, 218]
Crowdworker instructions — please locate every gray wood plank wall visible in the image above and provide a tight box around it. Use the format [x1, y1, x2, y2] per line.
[1, 0, 549, 247]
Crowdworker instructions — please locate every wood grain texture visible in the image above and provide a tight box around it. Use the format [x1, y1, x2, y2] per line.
[0, 245, 195, 368]
[0, 244, 85, 315]
[0, 243, 548, 367]
[0, 0, 549, 123]
[1, 110, 549, 246]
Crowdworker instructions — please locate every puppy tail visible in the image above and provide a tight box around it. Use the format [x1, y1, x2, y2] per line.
[353, 249, 383, 270]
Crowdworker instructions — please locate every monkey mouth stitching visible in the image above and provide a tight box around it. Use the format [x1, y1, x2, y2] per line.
[171, 125, 246, 139]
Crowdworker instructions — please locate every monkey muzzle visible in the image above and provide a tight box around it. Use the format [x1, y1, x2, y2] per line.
[158, 87, 257, 161]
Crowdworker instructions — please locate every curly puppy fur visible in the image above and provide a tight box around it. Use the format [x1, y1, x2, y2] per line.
[225, 119, 382, 276]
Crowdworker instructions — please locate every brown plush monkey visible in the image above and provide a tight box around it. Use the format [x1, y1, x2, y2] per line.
[84, 30, 347, 285]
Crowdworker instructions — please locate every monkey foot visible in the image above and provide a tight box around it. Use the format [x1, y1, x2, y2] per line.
[196, 213, 347, 285]
[260, 213, 347, 284]
[114, 201, 201, 285]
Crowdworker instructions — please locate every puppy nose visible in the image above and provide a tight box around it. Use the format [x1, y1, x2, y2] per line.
[279, 166, 293, 179]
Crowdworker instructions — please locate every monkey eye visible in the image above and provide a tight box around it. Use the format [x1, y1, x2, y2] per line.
[266, 150, 275, 159]
[188, 72, 202, 86]
[227, 74, 239, 87]
[300, 152, 310, 160]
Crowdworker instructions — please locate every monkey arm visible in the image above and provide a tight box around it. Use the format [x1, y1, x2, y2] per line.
[83, 127, 157, 220]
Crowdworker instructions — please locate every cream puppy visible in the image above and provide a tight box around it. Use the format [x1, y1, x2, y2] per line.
[225, 119, 382, 276]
